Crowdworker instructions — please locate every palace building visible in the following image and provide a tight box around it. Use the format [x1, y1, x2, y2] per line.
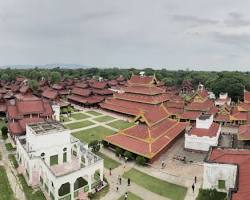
[203, 148, 250, 200]
[7, 98, 54, 140]
[185, 114, 221, 152]
[100, 74, 170, 117]
[16, 121, 104, 200]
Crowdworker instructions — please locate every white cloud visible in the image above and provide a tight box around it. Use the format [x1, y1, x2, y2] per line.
[0, 0, 250, 70]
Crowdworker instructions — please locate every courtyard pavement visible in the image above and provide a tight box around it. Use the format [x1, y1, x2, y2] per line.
[0, 138, 26, 200]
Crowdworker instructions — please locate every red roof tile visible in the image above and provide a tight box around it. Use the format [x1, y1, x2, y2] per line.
[189, 123, 220, 137]
[128, 75, 155, 85]
[42, 89, 58, 100]
[244, 90, 250, 103]
[71, 88, 92, 97]
[122, 86, 165, 95]
[180, 111, 202, 120]
[238, 125, 250, 140]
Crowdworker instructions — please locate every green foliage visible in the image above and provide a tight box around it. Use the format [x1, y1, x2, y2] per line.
[124, 151, 134, 160]
[1, 73, 10, 81]
[88, 140, 100, 153]
[196, 189, 226, 200]
[1, 67, 250, 102]
[8, 154, 18, 168]
[1, 126, 8, 139]
[61, 107, 68, 114]
[102, 140, 109, 148]
[28, 80, 39, 93]
[50, 71, 61, 84]
[115, 147, 123, 157]
[135, 156, 146, 165]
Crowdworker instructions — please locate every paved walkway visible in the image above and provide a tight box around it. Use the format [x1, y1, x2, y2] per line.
[101, 148, 201, 200]
[0, 139, 26, 200]
[102, 163, 169, 200]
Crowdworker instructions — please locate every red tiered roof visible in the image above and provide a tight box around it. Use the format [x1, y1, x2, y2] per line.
[122, 86, 165, 95]
[128, 75, 156, 85]
[186, 99, 213, 112]
[179, 111, 202, 120]
[71, 88, 92, 97]
[207, 148, 250, 200]
[7, 98, 53, 137]
[105, 118, 188, 159]
[92, 89, 113, 95]
[90, 81, 108, 89]
[42, 89, 58, 100]
[68, 95, 104, 105]
[114, 93, 170, 104]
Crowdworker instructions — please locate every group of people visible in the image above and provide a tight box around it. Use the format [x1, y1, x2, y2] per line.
[109, 167, 131, 200]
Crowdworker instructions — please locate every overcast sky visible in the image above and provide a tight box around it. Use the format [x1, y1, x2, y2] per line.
[1, 0, 250, 71]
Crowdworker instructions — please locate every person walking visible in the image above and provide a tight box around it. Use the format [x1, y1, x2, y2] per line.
[194, 176, 197, 184]
[192, 183, 195, 193]
[116, 186, 119, 192]
[128, 178, 130, 186]
[119, 176, 122, 185]
[124, 192, 128, 200]
[109, 167, 112, 176]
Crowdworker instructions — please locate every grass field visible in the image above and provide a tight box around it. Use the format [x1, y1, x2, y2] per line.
[107, 120, 135, 130]
[96, 152, 121, 169]
[66, 120, 94, 130]
[118, 192, 143, 200]
[60, 115, 71, 122]
[8, 154, 18, 168]
[0, 166, 15, 200]
[71, 113, 90, 120]
[0, 119, 6, 129]
[94, 116, 115, 123]
[123, 168, 187, 200]
[18, 175, 46, 200]
[86, 110, 103, 116]
[5, 143, 15, 151]
[72, 126, 115, 143]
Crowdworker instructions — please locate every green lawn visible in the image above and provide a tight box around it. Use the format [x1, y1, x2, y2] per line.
[65, 120, 94, 130]
[96, 152, 121, 169]
[123, 168, 187, 200]
[5, 143, 15, 151]
[118, 192, 143, 200]
[0, 119, 6, 130]
[196, 189, 226, 200]
[72, 126, 115, 143]
[8, 154, 18, 168]
[107, 120, 135, 130]
[71, 113, 90, 120]
[60, 115, 71, 122]
[0, 166, 15, 200]
[86, 110, 103, 116]
[94, 116, 115, 123]
[18, 175, 46, 200]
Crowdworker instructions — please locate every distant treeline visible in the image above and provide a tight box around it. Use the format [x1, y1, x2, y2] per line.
[1, 67, 250, 102]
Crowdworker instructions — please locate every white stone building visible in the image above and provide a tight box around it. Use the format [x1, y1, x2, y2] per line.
[203, 148, 250, 199]
[16, 121, 104, 200]
[185, 114, 221, 151]
[215, 93, 231, 107]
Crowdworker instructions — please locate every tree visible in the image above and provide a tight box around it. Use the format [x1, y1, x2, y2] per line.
[50, 71, 61, 84]
[135, 156, 146, 165]
[28, 80, 39, 93]
[1, 73, 9, 81]
[115, 147, 123, 157]
[88, 140, 100, 153]
[1, 126, 8, 139]
[124, 151, 134, 160]
[102, 140, 109, 148]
